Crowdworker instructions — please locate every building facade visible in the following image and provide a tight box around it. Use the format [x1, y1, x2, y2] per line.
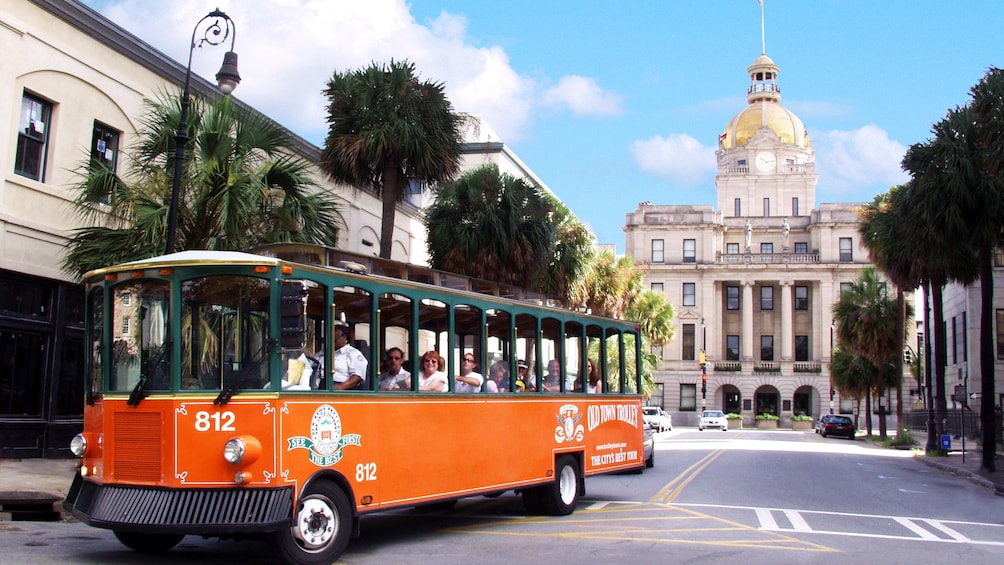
[0, 0, 554, 457]
[626, 52, 897, 428]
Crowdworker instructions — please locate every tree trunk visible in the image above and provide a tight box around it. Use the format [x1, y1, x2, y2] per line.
[932, 285, 948, 439]
[378, 163, 407, 260]
[923, 280, 939, 454]
[865, 388, 873, 436]
[979, 248, 997, 472]
[896, 290, 905, 438]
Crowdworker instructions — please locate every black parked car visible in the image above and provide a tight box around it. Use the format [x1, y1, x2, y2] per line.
[817, 415, 855, 439]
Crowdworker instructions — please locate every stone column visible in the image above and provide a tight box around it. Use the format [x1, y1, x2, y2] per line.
[780, 279, 793, 362]
[742, 280, 754, 361]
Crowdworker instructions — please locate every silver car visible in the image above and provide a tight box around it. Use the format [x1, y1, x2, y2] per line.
[699, 410, 728, 431]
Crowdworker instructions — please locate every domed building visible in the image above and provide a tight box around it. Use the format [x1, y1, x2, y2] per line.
[624, 51, 903, 429]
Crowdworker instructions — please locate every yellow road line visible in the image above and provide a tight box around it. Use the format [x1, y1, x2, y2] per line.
[651, 449, 724, 503]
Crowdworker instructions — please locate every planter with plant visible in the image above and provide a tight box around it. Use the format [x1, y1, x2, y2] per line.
[755, 413, 779, 429]
[726, 412, 743, 429]
[791, 414, 813, 430]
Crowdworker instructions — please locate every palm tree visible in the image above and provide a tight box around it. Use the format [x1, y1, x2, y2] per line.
[830, 346, 876, 434]
[541, 202, 595, 307]
[857, 187, 918, 441]
[576, 250, 644, 319]
[832, 267, 901, 438]
[425, 164, 557, 289]
[625, 289, 675, 348]
[321, 59, 465, 259]
[64, 94, 342, 275]
[903, 104, 986, 463]
[969, 67, 1004, 472]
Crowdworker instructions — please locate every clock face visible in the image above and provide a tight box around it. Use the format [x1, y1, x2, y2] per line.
[755, 152, 776, 172]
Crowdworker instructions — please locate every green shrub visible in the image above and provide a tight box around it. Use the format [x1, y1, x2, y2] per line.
[792, 414, 813, 421]
[755, 413, 779, 421]
[725, 413, 743, 420]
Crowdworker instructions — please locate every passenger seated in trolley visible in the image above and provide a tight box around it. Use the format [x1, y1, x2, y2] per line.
[542, 359, 561, 392]
[454, 353, 484, 393]
[378, 347, 411, 390]
[486, 360, 509, 393]
[332, 322, 367, 390]
[417, 351, 448, 392]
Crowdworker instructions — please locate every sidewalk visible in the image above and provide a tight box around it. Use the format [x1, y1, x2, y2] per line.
[909, 431, 1004, 496]
[0, 432, 1001, 521]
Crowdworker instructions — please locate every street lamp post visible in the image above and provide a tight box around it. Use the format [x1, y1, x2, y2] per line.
[165, 9, 240, 255]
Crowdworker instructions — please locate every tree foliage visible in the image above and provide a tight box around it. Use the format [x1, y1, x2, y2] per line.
[64, 94, 342, 276]
[322, 59, 464, 259]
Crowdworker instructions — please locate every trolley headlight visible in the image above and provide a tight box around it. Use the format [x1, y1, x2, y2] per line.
[223, 438, 246, 464]
[223, 435, 262, 465]
[70, 434, 87, 457]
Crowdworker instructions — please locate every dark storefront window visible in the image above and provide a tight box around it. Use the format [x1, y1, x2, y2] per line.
[0, 330, 47, 416]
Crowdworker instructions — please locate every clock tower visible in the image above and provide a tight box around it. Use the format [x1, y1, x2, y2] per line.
[715, 53, 816, 218]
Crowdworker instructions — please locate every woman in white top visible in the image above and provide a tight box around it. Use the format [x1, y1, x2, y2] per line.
[417, 351, 448, 392]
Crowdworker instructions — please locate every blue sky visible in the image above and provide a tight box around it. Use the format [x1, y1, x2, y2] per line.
[81, 0, 1003, 251]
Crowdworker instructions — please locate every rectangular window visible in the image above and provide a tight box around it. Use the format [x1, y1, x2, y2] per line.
[15, 92, 52, 181]
[792, 197, 799, 217]
[651, 239, 664, 263]
[763, 198, 770, 217]
[839, 237, 853, 262]
[683, 283, 696, 306]
[727, 335, 740, 361]
[795, 335, 809, 361]
[761, 335, 774, 361]
[997, 310, 1004, 360]
[734, 198, 741, 217]
[760, 286, 773, 310]
[727, 242, 739, 254]
[951, 316, 958, 365]
[794, 241, 808, 254]
[761, 242, 773, 254]
[682, 324, 695, 361]
[680, 383, 697, 411]
[91, 121, 120, 173]
[726, 286, 739, 310]
[795, 285, 808, 310]
[651, 282, 664, 294]
[121, 316, 131, 335]
[962, 312, 967, 362]
[840, 282, 853, 295]
[683, 239, 696, 263]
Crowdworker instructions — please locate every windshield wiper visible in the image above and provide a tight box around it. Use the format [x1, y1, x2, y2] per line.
[127, 376, 147, 406]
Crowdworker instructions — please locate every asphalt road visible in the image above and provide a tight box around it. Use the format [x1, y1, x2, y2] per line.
[4, 429, 1003, 564]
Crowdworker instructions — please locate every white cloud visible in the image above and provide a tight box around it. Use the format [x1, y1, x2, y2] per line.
[629, 133, 717, 186]
[92, 0, 535, 143]
[814, 124, 909, 197]
[541, 76, 624, 117]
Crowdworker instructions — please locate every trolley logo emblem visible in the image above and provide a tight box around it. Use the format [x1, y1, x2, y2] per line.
[554, 404, 584, 444]
[287, 404, 361, 466]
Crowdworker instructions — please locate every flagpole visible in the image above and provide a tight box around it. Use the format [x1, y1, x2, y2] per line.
[760, 0, 766, 53]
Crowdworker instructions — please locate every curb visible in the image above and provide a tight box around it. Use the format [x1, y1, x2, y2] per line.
[916, 456, 1004, 496]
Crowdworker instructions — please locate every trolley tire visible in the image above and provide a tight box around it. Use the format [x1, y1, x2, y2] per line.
[540, 455, 580, 516]
[113, 531, 185, 553]
[272, 481, 352, 565]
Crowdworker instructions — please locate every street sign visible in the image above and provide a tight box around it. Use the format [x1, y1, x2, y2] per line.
[940, 434, 951, 450]
[952, 384, 967, 403]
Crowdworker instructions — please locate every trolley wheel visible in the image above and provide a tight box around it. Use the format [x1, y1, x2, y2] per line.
[113, 531, 184, 553]
[540, 455, 580, 516]
[272, 481, 352, 565]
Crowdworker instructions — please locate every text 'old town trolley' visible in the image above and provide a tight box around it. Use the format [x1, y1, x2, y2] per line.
[63, 244, 648, 564]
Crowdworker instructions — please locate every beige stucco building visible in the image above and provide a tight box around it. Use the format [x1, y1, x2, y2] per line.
[625, 52, 897, 428]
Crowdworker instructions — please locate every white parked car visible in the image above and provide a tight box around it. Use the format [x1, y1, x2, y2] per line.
[642, 406, 673, 432]
[699, 410, 728, 431]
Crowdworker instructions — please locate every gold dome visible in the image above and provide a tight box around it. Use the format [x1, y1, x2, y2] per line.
[720, 101, 809, 149]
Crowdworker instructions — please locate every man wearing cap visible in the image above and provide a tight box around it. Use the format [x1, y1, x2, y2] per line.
[332, 323, 367, 390]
